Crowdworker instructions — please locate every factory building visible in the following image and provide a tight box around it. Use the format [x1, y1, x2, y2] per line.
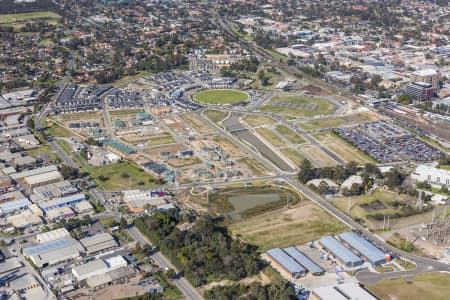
[72, 255, 127, 282]
[38, 193, 86, 211]
[80, 232, 118, 255]
[24, 170, 64, 189]
[318, 236, 363, 267]
[0, 198, 31, 215]
[337, 232, 387, 266]
[23, 238, 85, 268]
[266, 248, 307, 278]
[312, 283, 378, 300]
[10, 165, 58, 183]
[36, 228, 71, 244]
[282, 247, 325, 275]
[411, 164, 450, 188]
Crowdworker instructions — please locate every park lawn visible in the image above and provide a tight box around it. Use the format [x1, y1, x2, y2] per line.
[313, 132, 375, 164]
[367, 273, 450, 300]
[298, 145, 338, 167]
[48, 123, 73, 138]
[89, 161, 159, 191]
[181, 113, 214, 134]
[111, 71, 153, 86]
[56, 139, 73, 154]
[203, 109, 228, 125]
[256, 128, 286, 147]
[281, 149, 306, 166]
[27, 145, 52, 156]
[243, 114, 276, 127]
[298, 112, 381, 130]
[147, 136, 176, 146]
[275, 125, 306, 144]
[230, 201, 348, 251]
[194, 89, 249, 105]
[261, 94, 335, 118]
[0, 11, 61, 29]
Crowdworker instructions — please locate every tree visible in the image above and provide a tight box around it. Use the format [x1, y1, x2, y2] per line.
[120, 217, 127, 230]
[318, 181, 329, 194]
[298, 159, 314, 183]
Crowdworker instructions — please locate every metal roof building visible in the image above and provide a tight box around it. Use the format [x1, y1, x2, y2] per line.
[266, 248, 306, 278]
[36, 228, 70, 244]
[38, 193, 86, 211]
[283, 247, 325, 275]
[313, 286, 348, 300]
[23, 238, 84, 268]
[10, 165, 57, 181]
[318, 236, 363, 267]
[80, 232, 118, 254]
[336, 283, 378, 300]
[0, 198, 31, 215]
[337, 232, 386, 266]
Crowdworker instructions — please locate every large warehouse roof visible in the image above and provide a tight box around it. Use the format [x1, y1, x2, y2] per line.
[10, 165, 57, 180]
[23, 238, 82, 256]
[36, 228, 70, 244]
[336, 283, 378, 300]
[267, 248, 306, 277]
[38, 193, 86, 211]
[319, 236, 362, 267]
[283, 247, 324, 275]
[338, 232, 386, 265]
[0, 198, 31, 215]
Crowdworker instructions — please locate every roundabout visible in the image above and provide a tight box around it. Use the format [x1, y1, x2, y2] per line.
[193, 89, 249, 105]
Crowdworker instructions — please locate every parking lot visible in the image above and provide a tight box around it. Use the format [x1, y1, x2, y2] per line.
[336, 121, 442, 163]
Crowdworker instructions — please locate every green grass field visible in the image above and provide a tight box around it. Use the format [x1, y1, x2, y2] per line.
[147, 136, 176, 146]
[194, 89, 249, 105]
[48, 123, 73, 138]
[281, 149, 306, 166]
[27, 145, 52, 156]
[367, 273, 450, 300]
[230, 201, 347, 251]
[256, 128, 286, 147]
[0, 11, 61, 30]
[89, 161, 159, 191]
[313, 132, 375, 164]
[275, 125, 306, 144]
[298, 112, 381, 130]
[203, 109, 229, 125]
[261, 94, 335, 118]
[243, 114, 276, 127]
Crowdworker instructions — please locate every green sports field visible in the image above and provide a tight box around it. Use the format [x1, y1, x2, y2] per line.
[193, 89, 249, 105]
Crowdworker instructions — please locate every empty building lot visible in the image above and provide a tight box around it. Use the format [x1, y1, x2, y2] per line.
[336, 121, 442, 163]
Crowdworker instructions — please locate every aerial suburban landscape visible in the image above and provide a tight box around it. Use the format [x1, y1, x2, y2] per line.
[0, 0, 449, 299]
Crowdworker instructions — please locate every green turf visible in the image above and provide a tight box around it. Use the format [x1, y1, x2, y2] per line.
[261, 94, 335, 118]
[0, 11, 61, 30]
[194, 89, 249, 105]
[89, 161, 159, 192]
[48, 123, 73, 138]
[147, 136, 176, 146]
[256, 128, 286, 147]
[367, 273, 450, 300]
[275, 125, 306, 144]
[203, 109, 229, 125]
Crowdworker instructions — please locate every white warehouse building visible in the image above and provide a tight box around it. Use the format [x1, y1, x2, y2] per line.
[411, 165, 450, 188]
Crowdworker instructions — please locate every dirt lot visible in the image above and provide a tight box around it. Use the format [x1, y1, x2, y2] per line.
[161, 116, 192, 136]
[144, 144, 186, 159]
[180, 113, 214, 134]
[298, 84, 330, 96]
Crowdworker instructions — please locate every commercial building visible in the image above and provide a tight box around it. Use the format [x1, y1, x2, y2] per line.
[7, 210, 42, 229]
[318, 236, 363, 267]
[0, 258, 23, 275]
[0, 198, 31, 215]
[282, 247, 325, 275]
[36, 228, 70, 244]
[23, 238, 85, 268]
[24, 170, 64, 189]
[9, 273, 46, 300]
[10, 165, 58, 182]
[72, 255, 127, 282]
[312, 283, 378, 300]
[45, 206, 75, 221]
[405, 82, 435, 101]
[122, 189, 168, 213]
[411, 164, 450, 188]
[86, 265, 135, 291]
[33, 180, 78, 200]
[266, 248, 307, 278]
[337, 232, 386, 266]
[80, 233, 118, 255]
[411, 69, 439, 90]
[38, 193, 86, 211]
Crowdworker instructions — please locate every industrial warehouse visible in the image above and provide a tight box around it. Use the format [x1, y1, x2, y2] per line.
[265, 231, 389, 291]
